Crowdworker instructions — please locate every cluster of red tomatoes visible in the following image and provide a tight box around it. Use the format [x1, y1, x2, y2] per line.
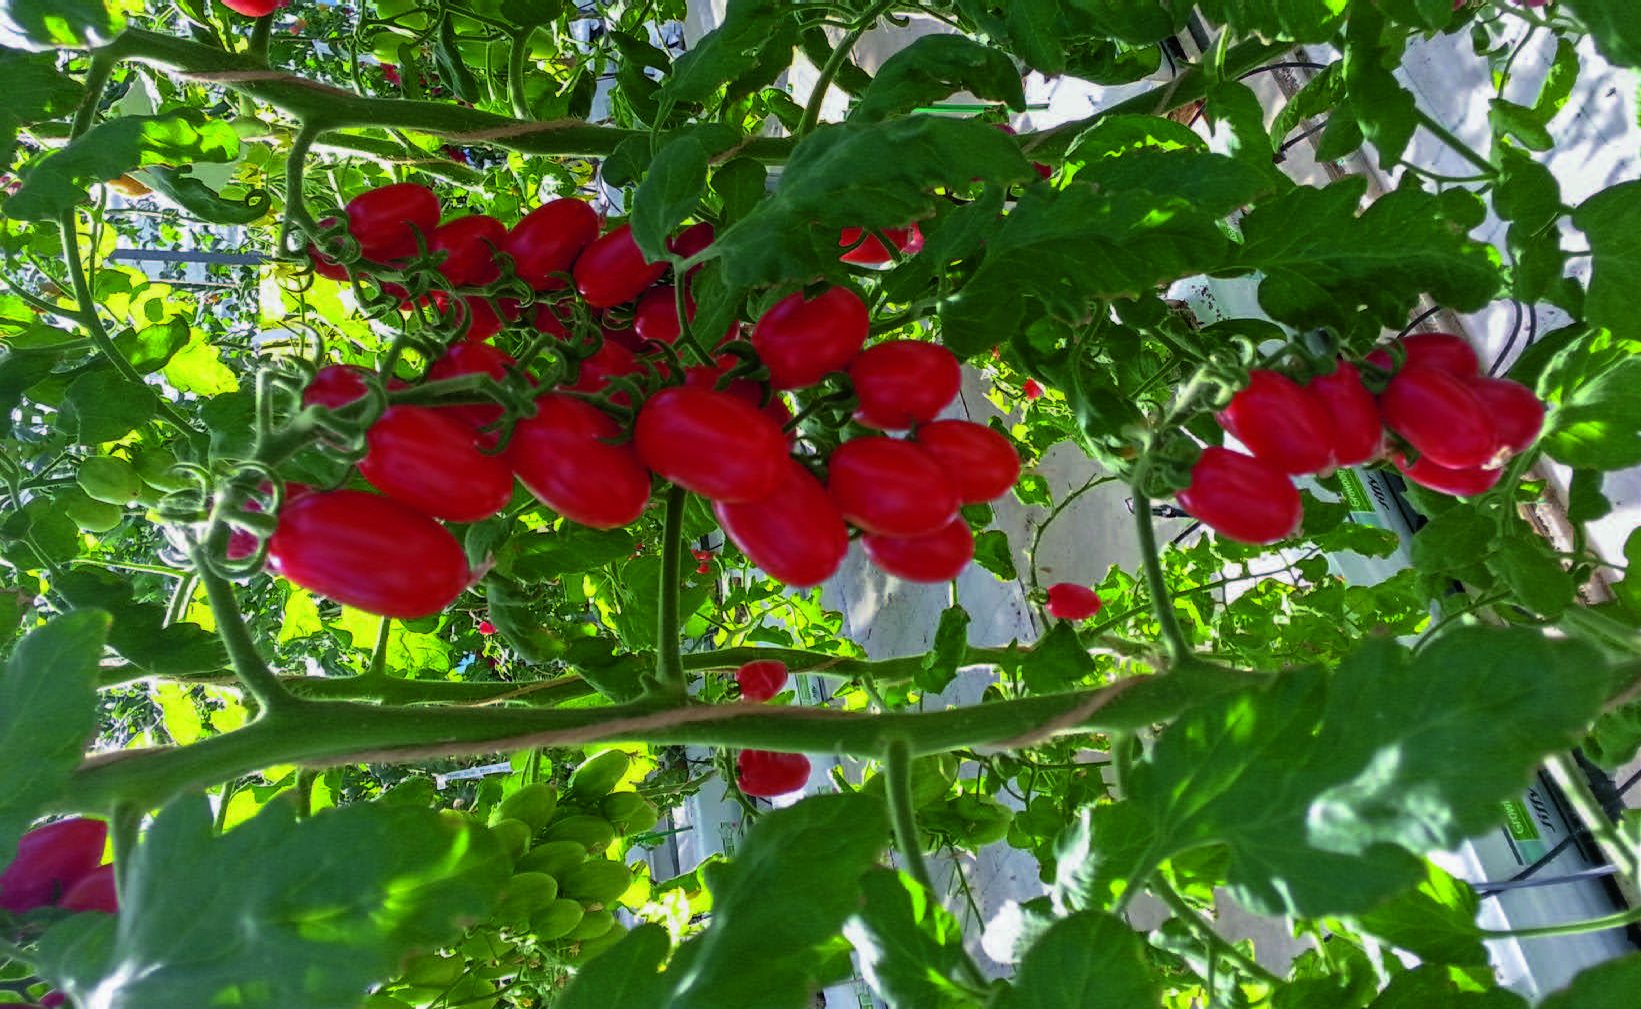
[0, 818, 118, 927]
[1177, 332, 1546, 543]
[277, 183, 1022, 617]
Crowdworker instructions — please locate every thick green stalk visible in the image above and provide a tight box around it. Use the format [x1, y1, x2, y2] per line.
[1413, 109, 1497, 176]
[1151, 880, 1282, 987]
[654, 485, 689, 699]
[188, 546, 296, 714]
[796, 0, 895, 137]
[1131, 489, 1191, 663]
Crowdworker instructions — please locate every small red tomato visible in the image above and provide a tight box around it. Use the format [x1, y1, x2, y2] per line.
[509, 395, 651, 528]
[635, 387, 789, 503]
[453, 296, 510, 342]
[1045, 583, 1102, 620]
[428, 341, 515, 432]
[861, 518, 975, 583]
[41, 993, 67, 1009]
[1466, 376, 1544, 457]
[359, 406, 514, 523]
[1176, 447, 1302, 545]
[302, 364, 372, 410]
[736, 750, 811, 797]
[715, 460, 849, 587]
[827, 437, 958, 537]
[848, 341, 961, 430]
[838, 225, 924, 265]
[634, 285, 688, 345]
[478, 619, 497, 635]
[1393, 452, 1504, 496]
[380, 62, 401, 86]
[566, 340, 640, 403]
[504, 198, 599, 291]
[221, 0, 289, 15]
[308, 245, 351, 281]
[696, 560, 712, 574]
[574, 223, 667, 308]
[669, 221, 715, 259]
[1023, 379, 1044, 400]
[345, 183, 440, 263]
[430, 215, 506, 287]
[752, 287, 870, 390]
[0, 818, 108, 914]
[1365, 332, 1479, 377]
[913, 420, 1020, 504]
[1379, 367, 1498, 469]
[736, 659, 789, 702]
[58, 863, 117, 914]
[1217, 370, 1335, 475]
[268, 491, 471, 618]
[1305, 362, 1382, 468]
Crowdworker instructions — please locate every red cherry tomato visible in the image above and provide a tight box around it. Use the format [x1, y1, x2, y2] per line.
[1466, 376, 1544, 456]
[303, 364, 372, 410]
[838, 225, 924, 265]
[912, 420, 1020, 504]
[1393, 452, 1504, 497]
[634, 286, 687, 345]
[509, 395, 652, 529]
[1023, 379, 1044, 400]
[428, 341, 515, 432]
[735, 659, 789, 702]
[267, 490, 471, 618]
[566, 341, 640, 403]
[430, 215, 506, 287]
[451, 296, 510, 342]
[752, 287, 870, 390]
[828, 437, 958, 537]
[1305, 362, 1382, 467]
[714, 459, 848, 587]
[736, 750, 811, 797]
[1379, 367, 1498, 469]
[669, 221, 715, 259]
[345, 183, 440, 263]
[1175, 447, 1302, 545]
[58, 863, 117, 914]
[1365, 332, 1479, 377]
[574, 223, 667, 308]
[848, 341, 961, 430]
[1045, 583, 1102, 620]
[221, 0, 289, 16]
[0, 818, 108, 914]
[635, 387, 789, 503]
[1217, 370, 1335, 475]
[358, 407, 514, 523]
[861, 518, 974, 583]
[308, 245, 351, 281]
[504, 198, 599, 291]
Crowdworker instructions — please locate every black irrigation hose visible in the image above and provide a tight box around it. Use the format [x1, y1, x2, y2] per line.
[1489, 301, 1536, 377]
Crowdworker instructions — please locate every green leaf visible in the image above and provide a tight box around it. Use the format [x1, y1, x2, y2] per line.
[1542, 953, 1641, 1008]
[1376, 0, 1457, 30]
[1367, 966, 1528, 1009]
[432, 14, 482, 103]
[1019, 622, 1094, 694]
[7, 112, 239, 221]
[1410, 506, 1493, 575]
[851, 35, 1024, 123]
[1489, 100, 1553, 151]
[0, 46, 85, 166]
[53, 569, 227, 676]
[555, 923, 673, 1009]
[0, 347, 63, 438]
[1572, 180, 1641, 340]
[162, 333, 239, 395]
[114, 317, 191, 375]
[57, 370, 158, 445]
[1564, 0, 1641, 69]
[630, 125, 740, 261]
[1567, 469, 1612, 523]
[500, 526, 637, 581]
[1196, 0, 1348, 43]
[1, 0, 125, 50]
[1343, 9, 1417, 169]
[142, 165, 271, 225]
[660, 0, 792, 105]
[919, 606, 971, 694]
[1065, 0, 1190, 44]
[485, 577, 566, 663]
[956, 0, 1067, 75]
[711, 157, 767, 229]
[666, 793, 889, 1009]
[1234, 177, 1502, 334]
[36, 796, 511, 1009]
[972, 529, 1018, 582]
[1351, 860, 1487, 966]
[1542, 358, 1641, 470]
[1493, 146, 1561, 232]
[843, 869, 977, 1009]
[0, 610, 109, 865]
[1487, 536, 1575, 618]
[1270, 61, 1346, 152]
[993, 911, 1159, 1009]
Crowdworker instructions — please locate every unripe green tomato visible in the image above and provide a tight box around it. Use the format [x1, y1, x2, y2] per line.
[494, 871, 560, 925]
[489, 817, 532, 862]
[459, 931, 515, 964]
[567, 749, 629, 800]
[402, 975, 496, 1009]
[541, 814, 615, 854]
[950, 794, 1013, 847]
[132, 444, 192, 492]
[558, 858, 630, 905]
[568, 921, 628, 962]
[599, 791, 659, 835]
[529, 897, 584, 940]
[494, 782, 557, 833]
[361, 995, 417, 1009]
[566, 907, 614, 941]
[516, 839, 586, 877]
[63, 490, 124, 533]
[400, 952, 463, 989]
[77, 456, 143, 505]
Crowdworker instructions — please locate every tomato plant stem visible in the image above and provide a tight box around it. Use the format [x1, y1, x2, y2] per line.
[1131, 489, 1191, 663]
[1480, 903, 1641, 941]
[110, 800, 142, 895]
[1151, 879, 1283, 986]
[653, 484, 689, 701]
[189, 545, 299, 714]
[795, 0, 896, 138]
[1412, 109, 1497, 177]
[1544, 752, 1641, 898]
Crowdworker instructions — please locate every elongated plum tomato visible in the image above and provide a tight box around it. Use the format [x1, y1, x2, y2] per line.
[58, 863, 117, 914]
[566, 341, 640, 404]
[714, 459, 848, 587]
[430, 215, 506, 287]
[1378, 367, 1498, 469]
[670, 221, 715, 259]
[509, 395, 651, 529]
[828, 437, 958, 537]
[303, 364, 372, 409]
[635, 387, 788, 503]
[359, 406, 514, 523]
[1466, 376, 1544, 456]
[345, 182, 440, 263]
[1365, 332, 1479, 377]
[0, 818, 108, 913]
[268, 490, 470, 618]
[913, 419, 1021, 504]
[862, 518, 974, 583]
[1217, 370, 1335, 475]
[574, 223, 667, 308]
[848, 341, 960, 430]
[751, 287, 870, 389]
[1176, 447, 1302, 545]
[222, 0, 289, 16]
[735, 659, 789, 702]
[838, 225, 924, 265]
[503, 199, 599, 291]
[1045, 583, 1102, 620]
[1305, 362, 1382, 467]
[1394, 451, 1504, 497]
[428, 341, 515, 432]
[736, 750, 812, 798]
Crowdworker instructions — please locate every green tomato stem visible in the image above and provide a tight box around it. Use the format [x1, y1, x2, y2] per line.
[1479, 903, 1641, 941]
[1544, 752, 1641, 896]
[188, 544, 297, 714]
[1150, 878, 1283, 987]
[1130, 485, 1191, 664]
[1412, 109, 1497, 177]
[653, 484, 690, 701]
[795, 1, 893, 138]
